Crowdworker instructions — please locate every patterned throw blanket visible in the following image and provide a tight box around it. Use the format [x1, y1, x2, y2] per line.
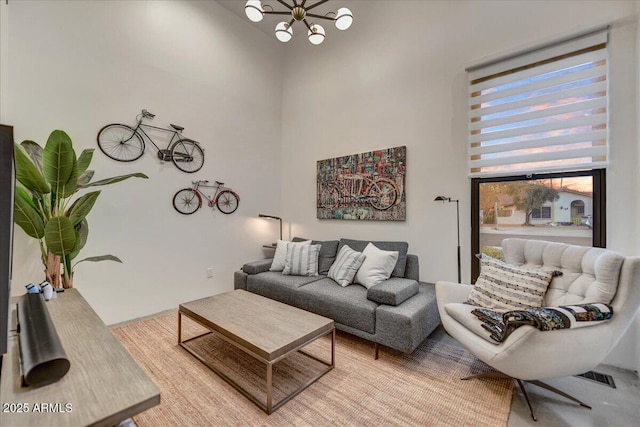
[471, 303, 613, 343]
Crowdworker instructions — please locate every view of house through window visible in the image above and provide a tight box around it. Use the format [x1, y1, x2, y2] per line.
[479, 175, 593, 261]
[471, 169, 605, 279]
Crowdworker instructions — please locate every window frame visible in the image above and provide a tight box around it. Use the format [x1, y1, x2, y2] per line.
[531, 206, 552, 219]
[470, 169, 606, 282]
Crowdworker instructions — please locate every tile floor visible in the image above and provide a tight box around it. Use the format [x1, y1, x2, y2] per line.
[430, 326, 640, 427]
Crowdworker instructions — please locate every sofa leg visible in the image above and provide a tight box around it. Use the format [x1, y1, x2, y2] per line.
[374, 343, 379, 360]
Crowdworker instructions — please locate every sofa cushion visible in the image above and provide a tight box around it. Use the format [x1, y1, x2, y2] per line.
[355, 243, 399, 289]
[338, 239, 408, 278]
[367, 278, 419, 306]
[270, 239, 311, 272]
[298, 278, 378, 334]
[283, 244, 321, 276]
[246, 271, 323, 306]
[467, 255, 554, 311]
[328, 245, 366, 287]
[293, 237, 339, 275]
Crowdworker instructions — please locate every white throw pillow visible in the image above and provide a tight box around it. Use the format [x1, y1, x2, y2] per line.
[283, 244, 321, 276]
[467, 255, 555, 311]
[354, 243, 399, 289]
[269, 240, 311, 272]
[328, 245, 366, 287]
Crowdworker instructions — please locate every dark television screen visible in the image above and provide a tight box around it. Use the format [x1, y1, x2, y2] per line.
[0, 124, 15, 356]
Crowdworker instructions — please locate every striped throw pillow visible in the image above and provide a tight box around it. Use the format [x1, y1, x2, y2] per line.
[328, 245, 366, 287]
[282, 244, 321, 276]
[467, 255, 554, 311]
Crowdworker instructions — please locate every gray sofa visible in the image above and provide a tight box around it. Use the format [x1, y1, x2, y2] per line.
[234, 238, 441, 357]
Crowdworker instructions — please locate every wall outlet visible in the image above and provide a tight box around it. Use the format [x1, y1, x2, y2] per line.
[206, 268, 213, 278]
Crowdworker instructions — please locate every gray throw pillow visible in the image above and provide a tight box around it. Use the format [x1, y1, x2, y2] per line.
[328, 245, 366, 287]
[282, 244, 321, 276]
[293, 237, 339, 275]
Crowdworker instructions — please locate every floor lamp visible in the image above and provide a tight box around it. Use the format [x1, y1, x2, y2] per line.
[434, 196, 461, 283]
[258, 214, 282, 246]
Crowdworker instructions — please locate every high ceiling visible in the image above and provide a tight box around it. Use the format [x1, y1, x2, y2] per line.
[216, 0, 349, 39]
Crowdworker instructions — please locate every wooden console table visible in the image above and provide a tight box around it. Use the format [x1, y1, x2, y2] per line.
[0, 289, 160, 427]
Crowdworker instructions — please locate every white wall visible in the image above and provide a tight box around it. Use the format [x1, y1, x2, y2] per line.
[3, 0, 639, 371]
[280, 1, 639, 369]
[3, 1, 284, 324]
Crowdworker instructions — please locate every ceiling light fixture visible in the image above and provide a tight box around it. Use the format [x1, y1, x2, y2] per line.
[244, 0, 353, 46]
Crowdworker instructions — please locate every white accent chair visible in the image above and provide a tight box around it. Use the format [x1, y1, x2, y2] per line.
[436, 238, 640, 421]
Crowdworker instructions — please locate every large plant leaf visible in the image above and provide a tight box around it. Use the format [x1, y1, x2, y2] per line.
[60, 154, 79, 198]
[44, 216, 76, 256]
[14, 186, 45, 239]
[14, 143, 50, 194]
[20, 140, 44, 174]
[67, 191, 101, 226]
[77, 149, 94, 176]
[43, 130, 75, 194]
[73, 255, 122, 268]
[81, 172, 148, 188]
[68, 219, 88, 261]
[77, 170, 95, 187]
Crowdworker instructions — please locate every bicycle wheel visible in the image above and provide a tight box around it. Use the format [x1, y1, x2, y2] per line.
[367, 179, 398, 210]
[97, 124, 144, 162]
[170, 139, 204, 173]
[320, 184, 341, 209]
[173, 189, 202, 215]
[215, 190, 239, 214]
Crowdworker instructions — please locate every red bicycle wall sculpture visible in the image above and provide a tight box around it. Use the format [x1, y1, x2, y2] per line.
[173, 180, 239, 215]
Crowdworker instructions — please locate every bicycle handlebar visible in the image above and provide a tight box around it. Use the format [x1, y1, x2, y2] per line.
[192, 180, 210, 185]
[141, 109, 156, 120]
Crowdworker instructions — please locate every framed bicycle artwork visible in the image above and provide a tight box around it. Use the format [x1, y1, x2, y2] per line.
[317, 146, 406, 221]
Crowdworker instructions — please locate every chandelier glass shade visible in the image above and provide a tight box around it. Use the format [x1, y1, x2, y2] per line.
[244, 0, 353, 45]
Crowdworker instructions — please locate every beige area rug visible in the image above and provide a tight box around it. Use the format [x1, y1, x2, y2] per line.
[112, 312, 513, 427]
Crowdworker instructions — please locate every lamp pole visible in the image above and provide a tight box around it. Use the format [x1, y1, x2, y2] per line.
[434, 196, 461, 283]
[455, 199, 461, 283]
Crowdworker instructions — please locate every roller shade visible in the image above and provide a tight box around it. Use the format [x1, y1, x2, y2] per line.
[468, 30, 608, 177]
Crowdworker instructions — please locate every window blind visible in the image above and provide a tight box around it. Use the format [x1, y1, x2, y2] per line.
[468, 30, 608, 177]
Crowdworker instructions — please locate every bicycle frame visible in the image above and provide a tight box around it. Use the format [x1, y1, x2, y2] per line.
[132, 120, 184, 152]
[191, 181, 225, 207]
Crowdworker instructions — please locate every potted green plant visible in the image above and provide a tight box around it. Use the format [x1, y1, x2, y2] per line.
[13, 130, 148, 288]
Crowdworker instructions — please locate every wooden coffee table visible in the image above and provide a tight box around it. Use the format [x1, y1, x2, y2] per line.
[178, 290, 335, 414]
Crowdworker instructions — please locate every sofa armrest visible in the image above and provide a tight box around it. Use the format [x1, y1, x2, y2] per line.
[242, 259, 273, 275]
[368, 278, 419, 306]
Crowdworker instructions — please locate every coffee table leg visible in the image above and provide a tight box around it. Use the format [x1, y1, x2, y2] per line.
[178, 312, 182, 345]
[331, 328, 336, 367]
[266, 362, 273, 414]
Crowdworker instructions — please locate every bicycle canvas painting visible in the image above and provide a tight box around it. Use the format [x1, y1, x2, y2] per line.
[317, 146, 406, 221]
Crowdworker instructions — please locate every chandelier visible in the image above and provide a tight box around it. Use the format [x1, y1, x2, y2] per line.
[244, 0, 353, 45]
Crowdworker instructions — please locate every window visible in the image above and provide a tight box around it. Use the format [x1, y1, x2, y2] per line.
[531, 207, 551, 219]
[471, 170, 605, 281]
[468, 30, 608, 281]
